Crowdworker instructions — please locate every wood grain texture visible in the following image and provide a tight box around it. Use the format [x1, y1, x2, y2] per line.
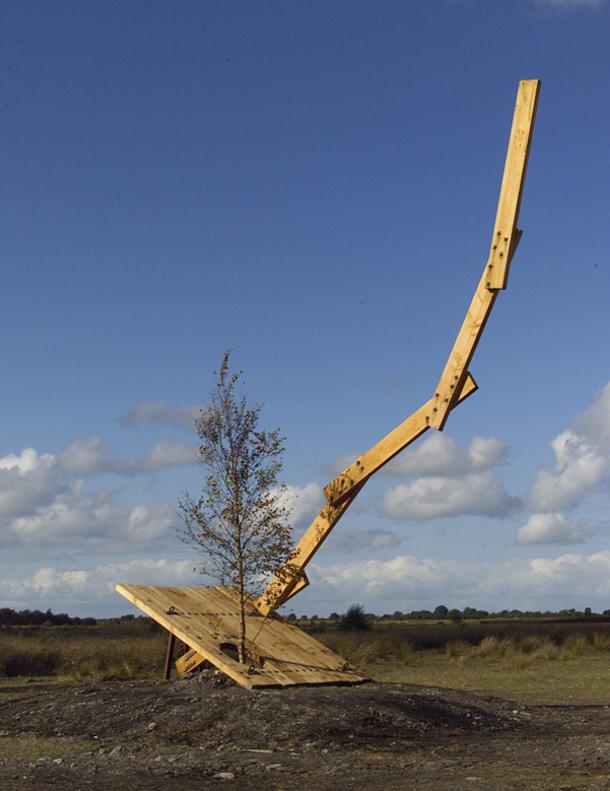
[257, 483, 362, 615]
[427, 80, 539, 430]
[486, 80, 540, 290]
[116, 583, 368, 689]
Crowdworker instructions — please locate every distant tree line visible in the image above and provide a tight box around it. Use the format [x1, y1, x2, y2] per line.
[0, 609, 162, 627]
[4, 603, 609, 628]
[289, 604, 610, 623]
[0, 608, 97, 627]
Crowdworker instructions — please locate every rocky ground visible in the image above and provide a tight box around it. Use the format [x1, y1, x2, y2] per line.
[1, 672, 609, 790]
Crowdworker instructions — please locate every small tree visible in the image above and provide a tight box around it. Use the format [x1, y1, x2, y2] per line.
[177, 352, 293, 664]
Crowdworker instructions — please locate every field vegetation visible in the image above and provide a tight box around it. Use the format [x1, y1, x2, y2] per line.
[0, 618, 166, 682]
[1, 608, 608, 703]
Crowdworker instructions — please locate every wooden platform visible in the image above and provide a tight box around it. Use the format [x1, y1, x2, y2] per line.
[116, 583, 369, 689]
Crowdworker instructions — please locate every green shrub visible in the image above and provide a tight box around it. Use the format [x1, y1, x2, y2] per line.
[340, 604, 370, 632]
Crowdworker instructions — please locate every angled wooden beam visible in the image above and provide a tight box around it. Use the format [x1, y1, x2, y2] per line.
[325, 373, 477, 506]
[258, 80, 540, 614]
[428, 79, 539, 430]
[425, 266, 500, 431]
[258, 373, 476, 613]
[486, 80, 540, 290]
[258, 485, 362, 615]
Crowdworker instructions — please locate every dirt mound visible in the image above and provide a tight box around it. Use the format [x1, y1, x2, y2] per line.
[1, 676, 608, 790]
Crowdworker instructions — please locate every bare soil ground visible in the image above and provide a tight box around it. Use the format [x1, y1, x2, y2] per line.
[1, 673, 609, 790]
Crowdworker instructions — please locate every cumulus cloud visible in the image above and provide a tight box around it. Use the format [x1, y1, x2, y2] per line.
[117, 400, 202, 430]
[326, 527, 405, 554]
[330, 434, 506, 480]
[516, 513, 592, 545]
[5, 551, 610, 613]
[134, 439, 196, 471]
[0, 432, 197, 533]
[0, 447, 55, 473]
[0, 558, 198, 604]
[384, 433, 506, 477]
[382, 471, 516, 520]
[58, 435, 197, 477]
[310, 550, 610, 602]
[58, 436, 130, 477]
[527, 382, 610, 513]
[0, 448, 63, 519]
[330, 434, 511, 522]
[1, 491, 174, 552]
[279, 482, 324, 530]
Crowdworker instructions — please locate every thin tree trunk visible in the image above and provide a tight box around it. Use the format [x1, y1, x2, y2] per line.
[238, 572, 246, 664]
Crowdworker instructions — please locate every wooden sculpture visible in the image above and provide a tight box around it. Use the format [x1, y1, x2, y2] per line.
[117, 79, 540, 689]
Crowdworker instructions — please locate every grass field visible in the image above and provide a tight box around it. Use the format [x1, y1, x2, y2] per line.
[1, 618, 608, 704]
[317, 621, 610, 704]
[0, 621, 166, 681]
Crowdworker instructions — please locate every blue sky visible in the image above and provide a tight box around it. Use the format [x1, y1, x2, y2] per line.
[1, 0, 608, 617]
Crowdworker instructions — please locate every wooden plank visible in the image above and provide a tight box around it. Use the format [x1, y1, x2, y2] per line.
[163, 632, 176, 680]
[116, 583, 368, 688]
[173, 586, 360, 681]
[116, 584, 275, 688]
[257, 484, 362, 615]
[145, 586, 309, 687]
[220, 586, 350, 673]
[427, 275, 497, 431]
[258, 374, 476, 611]
[221, 586, 352, 670]
[324, 372, 477, 506]
[260, 79, 541, 608]
[427, 81, 538, 430]
[486, 80, 540, 290]
[175, 647, 203, 677]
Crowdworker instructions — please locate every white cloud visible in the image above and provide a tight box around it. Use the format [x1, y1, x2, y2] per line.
[125, 503, 174, 542]
[0, 448, 63, 519]
[0, 447, 55, 473]
[527, 382, 610, 512]
[384, 433, 506, 477]
[0, 433, 197, 530]
[382, 471, 515, 520]
[326, 527, 406, 554]
[58, 435, 197, 476]
[331, 434, 506, 481]
[516, 512, 592, 545]
[310, 550, 610, 602]
[58, 435, 130, 476]
[280, 482, 324, 529]
[134, 438, 196, 471]
[331, 434, 512, 523]
[4, 551, 610, 613]
[1, 491, 174, 552]
[117, 400, 202, 430]
[0, 558, 198, 604]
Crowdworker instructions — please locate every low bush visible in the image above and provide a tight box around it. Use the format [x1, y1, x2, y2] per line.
[339, 604, 370, 632]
